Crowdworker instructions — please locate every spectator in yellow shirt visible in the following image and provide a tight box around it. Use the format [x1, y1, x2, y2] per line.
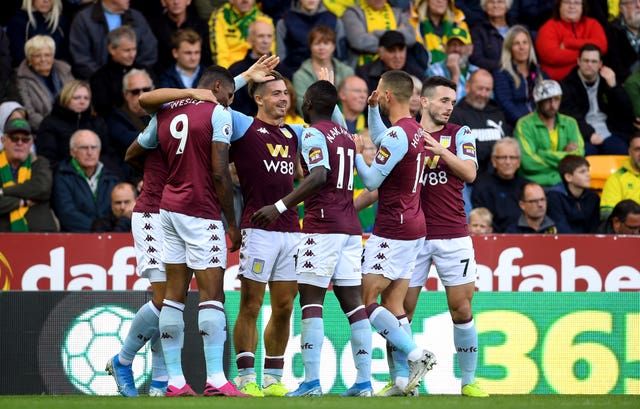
[208, 0, 275, 68]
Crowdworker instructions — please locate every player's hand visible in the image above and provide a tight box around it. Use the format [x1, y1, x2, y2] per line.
[424, 131, 446, 155]
[318, 67, 335, 84]
[244, 54, 279, 83]
[188, 88, 217, 103]
[250, 205, 281, 228]
[226, 225, 241, 252]
[353, 133, 364, 154]
[368, 90, 379, 108]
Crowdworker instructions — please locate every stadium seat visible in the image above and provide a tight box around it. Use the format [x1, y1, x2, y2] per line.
[586, 155, 627, 194]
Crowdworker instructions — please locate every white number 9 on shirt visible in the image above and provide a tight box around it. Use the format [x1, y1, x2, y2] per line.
[170, 113, 189, 154]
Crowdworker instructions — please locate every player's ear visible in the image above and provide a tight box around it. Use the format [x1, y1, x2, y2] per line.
[213, 80, 222, 93]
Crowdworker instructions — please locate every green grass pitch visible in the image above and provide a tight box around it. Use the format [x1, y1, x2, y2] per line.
[0, 395, 638, 409]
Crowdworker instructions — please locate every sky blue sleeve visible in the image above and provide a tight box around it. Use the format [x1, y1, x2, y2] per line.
[355, 154, 386, 190]
[455, 125, 479, 168]
[211, 105, 233, 144]
[370, 126, 409, 177]
[290, 124, 306, 150]
[137, 115, 158, 149]
[355, 126, 409, 190]
[229, 109, 253, 141]
[301, 127, 330, 171]
[234, 74, 247, 91]
[367, 106, 387, 146]
[331, 105, 347, 129]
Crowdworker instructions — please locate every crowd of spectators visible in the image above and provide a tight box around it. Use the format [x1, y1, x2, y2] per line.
[0, 0, 638, 234]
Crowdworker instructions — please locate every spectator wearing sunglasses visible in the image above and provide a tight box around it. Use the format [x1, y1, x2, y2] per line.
[0, 118, 58, 232]
[91, 26, 155, 118]
[107, 68, 153, 183]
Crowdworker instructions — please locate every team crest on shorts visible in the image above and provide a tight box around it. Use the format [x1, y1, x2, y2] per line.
[252, 258, 265, 274]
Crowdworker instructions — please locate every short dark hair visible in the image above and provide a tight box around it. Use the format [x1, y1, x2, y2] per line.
[610, 199, 640, 223]
[248, 70, 284, 99]
[558, 154, 589, 181]
[380, 70, 414, 102]
[552, 0, 587, 20]
[421, 76, 456, 97]
[579, 43, 602, 59]
[198, 65, 234, 90]
[304, 80, 337, 117]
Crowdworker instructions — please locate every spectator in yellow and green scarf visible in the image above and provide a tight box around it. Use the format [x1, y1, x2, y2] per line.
[208, 0, 275, 68]
[410, 0, 470, 65]
[0, 118, 57, 232]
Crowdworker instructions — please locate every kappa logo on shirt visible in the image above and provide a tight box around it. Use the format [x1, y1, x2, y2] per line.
[462, 143, 476, 158]
[375, 146, 391, 165]
[258, 127, 269, 134]
[308, 147, 323, 164]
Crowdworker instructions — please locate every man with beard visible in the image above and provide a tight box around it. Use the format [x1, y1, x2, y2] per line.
[449, 68, 511, 214]
[361, 75, 487, 397]
[450, 69, 512, 176]
[514, 79, 584, 187]
[355, 70, 436, 396]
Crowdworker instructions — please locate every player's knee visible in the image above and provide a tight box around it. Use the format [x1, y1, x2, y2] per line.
[239, 300, 262, 320]
[271, 299, 295, 320]
[450, 304, 473, 323]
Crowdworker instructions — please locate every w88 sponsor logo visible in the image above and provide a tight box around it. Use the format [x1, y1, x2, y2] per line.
[421, 170, 448, 186]
[263, 159, 294, 175]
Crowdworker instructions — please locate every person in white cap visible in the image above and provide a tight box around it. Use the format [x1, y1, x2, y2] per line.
[514, 79, 585, 187]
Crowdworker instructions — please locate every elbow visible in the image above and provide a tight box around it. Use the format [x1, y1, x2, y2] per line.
[363, 180, 380, 191]
[464, 172, 477, 184]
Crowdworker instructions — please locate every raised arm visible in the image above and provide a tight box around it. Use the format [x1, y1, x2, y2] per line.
[138, 88, 215, 113]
